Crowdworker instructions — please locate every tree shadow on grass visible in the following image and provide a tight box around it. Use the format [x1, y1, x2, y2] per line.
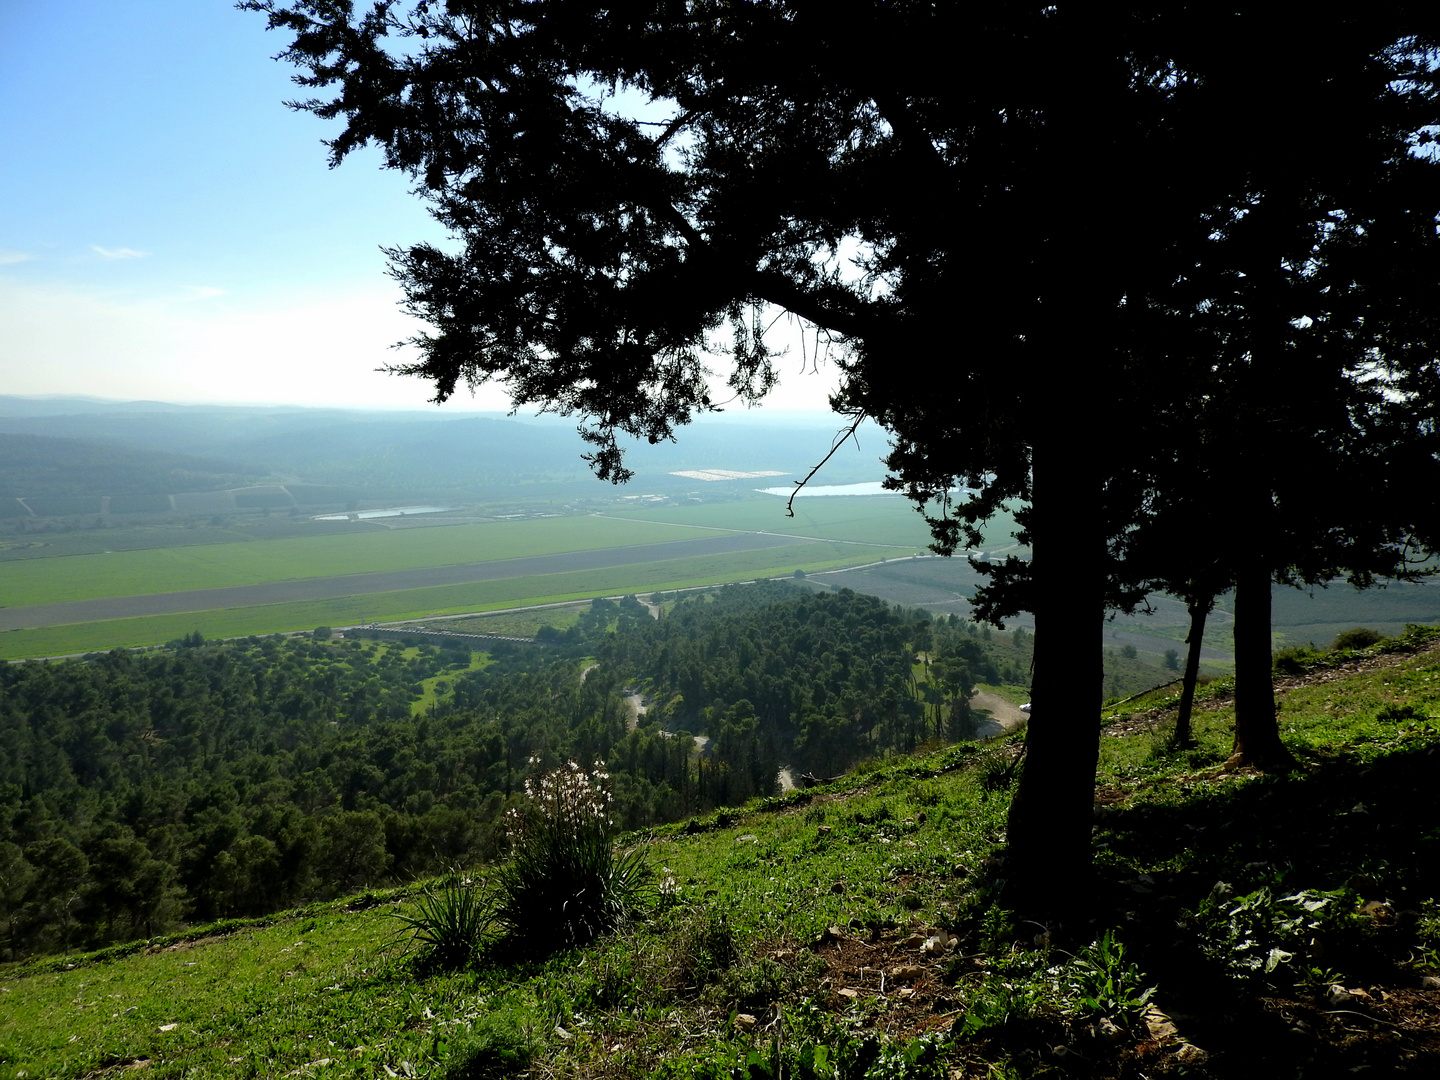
[1091, 741, 1440, 1076]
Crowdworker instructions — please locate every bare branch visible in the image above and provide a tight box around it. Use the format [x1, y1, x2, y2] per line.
[785, 412, 867, 518]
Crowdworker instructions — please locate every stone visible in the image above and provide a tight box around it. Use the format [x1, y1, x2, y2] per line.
[1142, 1005, 1178, 1041]
[838, 988, 860, 1000]
[1420, 975, 1440, 991]
[1325, 984, 1356, 1008]
[889, 964, 926, 982]
[734, 1013, 757, 1029]
[923, 933, 957, 955]
[901, 933, 927, 950]
[1095, 1018, 1125, 1045]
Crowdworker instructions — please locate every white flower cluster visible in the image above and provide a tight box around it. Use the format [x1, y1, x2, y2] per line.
[506, 759, 615, 841]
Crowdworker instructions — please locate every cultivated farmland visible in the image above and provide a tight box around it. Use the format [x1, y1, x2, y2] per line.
[0, 502, 933, 658]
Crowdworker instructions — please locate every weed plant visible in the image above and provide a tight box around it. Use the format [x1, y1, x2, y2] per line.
[388, 873, 496, 970]
[495, 759, 651, 952]
[438, 1000, 544, 1080]
[1066, 931, 1156, 1027]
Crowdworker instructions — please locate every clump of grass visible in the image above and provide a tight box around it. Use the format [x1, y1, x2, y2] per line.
[666, 905, 741, 997]
[389, 873, 496, 970]
[440, 1000, 544, 1080]
[495, 759, 651, 953]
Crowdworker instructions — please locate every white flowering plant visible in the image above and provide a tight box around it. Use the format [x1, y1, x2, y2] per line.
[496, 759, 651, 950]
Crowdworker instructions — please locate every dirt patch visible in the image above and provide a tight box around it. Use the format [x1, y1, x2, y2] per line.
[971, 692, 1026, 739]
[798, 925, 961, 1040]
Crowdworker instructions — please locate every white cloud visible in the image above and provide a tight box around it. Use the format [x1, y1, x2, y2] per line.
[0, 251, 32, 265]
[91, 245, 149, 260]
[182, 286, 226, 301]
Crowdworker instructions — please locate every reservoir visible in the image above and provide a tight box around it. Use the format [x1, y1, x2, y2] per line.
[756, 481, 896, 497]
[313, 505, 457, 520]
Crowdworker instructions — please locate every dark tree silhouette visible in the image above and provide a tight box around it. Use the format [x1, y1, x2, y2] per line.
[243, 1, 1440, 910]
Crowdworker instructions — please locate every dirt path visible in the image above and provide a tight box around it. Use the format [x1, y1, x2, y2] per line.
[970, 691, 1027, 739]
[624, 691, 646, 732]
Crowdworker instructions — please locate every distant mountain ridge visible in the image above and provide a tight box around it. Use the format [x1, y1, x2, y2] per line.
[0, 398, 886, 505]
[0, 433, 258, 499]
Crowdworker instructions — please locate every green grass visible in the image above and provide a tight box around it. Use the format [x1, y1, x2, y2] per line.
[3, 633, 1439, 1078]
[412, 651, 490, 714]
[0, 542, 915, 658]
[0, 748, 1008, 1080]
[601, 495, 1022, 551]
[0, 517, 730, 607]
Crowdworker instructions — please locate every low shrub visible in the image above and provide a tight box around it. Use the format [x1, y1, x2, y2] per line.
[495, 759, 651, 952]
[389, 874, 495, 970]
[1273, 644, 1322, 675]
[1331, 627, 1386, 652]
[1189, 884, 1368, 985]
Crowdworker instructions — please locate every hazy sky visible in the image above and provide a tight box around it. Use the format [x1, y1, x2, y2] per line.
[0, 1, 839, 414]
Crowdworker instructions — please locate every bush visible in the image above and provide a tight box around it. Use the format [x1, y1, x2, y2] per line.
[389, 874, 496, 970]
[1331, 626, 1386, 652]
[495, 760, 650, 952]
[1273, 644, 1321, 674]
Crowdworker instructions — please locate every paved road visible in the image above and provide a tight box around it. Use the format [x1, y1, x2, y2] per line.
[0, 532, 810, 630]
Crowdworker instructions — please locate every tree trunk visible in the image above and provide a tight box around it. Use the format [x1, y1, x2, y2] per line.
[1001, 425, 1103, 914]
[1230, 559, 1292, 769]
[1174, 598, 1210, 746]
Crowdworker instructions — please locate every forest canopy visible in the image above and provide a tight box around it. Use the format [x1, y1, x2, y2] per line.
[0, 582, 1018, 960]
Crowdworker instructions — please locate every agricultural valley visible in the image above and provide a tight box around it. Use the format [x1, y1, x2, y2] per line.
[2, 398, 1439, 1078]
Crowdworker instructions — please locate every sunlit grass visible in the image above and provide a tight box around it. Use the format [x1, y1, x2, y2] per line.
[5, 634, 1435, 1078]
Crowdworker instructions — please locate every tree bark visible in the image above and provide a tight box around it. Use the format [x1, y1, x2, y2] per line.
[1001, 423, 1103, 914]
[1230, 558, 1292, 769]
[1174, 598, 1210, 746]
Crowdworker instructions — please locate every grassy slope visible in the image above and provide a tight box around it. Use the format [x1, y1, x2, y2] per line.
[4, 630, 1438, 1079]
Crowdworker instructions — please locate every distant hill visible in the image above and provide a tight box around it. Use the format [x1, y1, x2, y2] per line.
[0, 433, 258, 499]
[0, 398, 886, 502]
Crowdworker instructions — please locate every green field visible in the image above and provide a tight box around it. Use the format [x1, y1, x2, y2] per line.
[602, 495, 1023, 551]
[0, 516, 728, 607]
[0, 540, 913, 659]
[0, 495, 975, 659]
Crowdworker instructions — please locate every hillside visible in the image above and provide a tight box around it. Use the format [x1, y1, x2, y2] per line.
[0, 434, 257, 502]
[3, 626, 1437, 1078]
[0, 399, 887, 507]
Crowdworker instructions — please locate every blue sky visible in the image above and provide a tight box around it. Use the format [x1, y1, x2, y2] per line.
[0, 0, 838, 414]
